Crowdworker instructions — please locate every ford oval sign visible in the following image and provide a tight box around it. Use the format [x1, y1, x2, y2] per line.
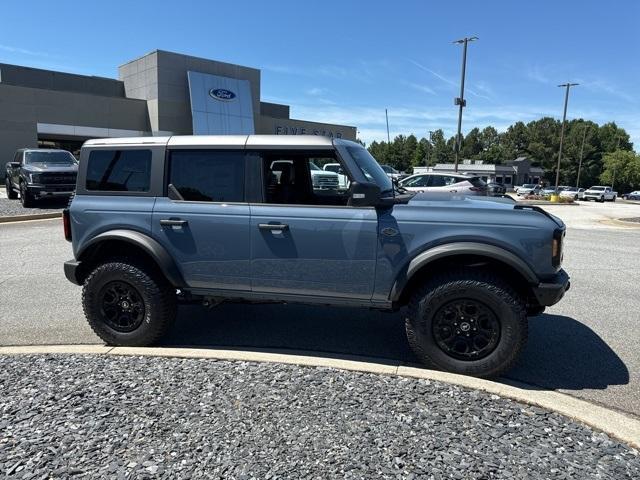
[209, 88, 236, 101]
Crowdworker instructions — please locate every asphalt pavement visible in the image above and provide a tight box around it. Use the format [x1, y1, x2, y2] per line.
[1, 201, 639, 417]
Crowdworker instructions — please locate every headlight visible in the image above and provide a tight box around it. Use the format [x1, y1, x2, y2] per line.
[28, 173, 41, 183]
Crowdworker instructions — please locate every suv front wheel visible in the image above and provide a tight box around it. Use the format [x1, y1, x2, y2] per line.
[405, 269, 528, 378]
[82, 259, 177, 346]
[19, 182, 35, 207]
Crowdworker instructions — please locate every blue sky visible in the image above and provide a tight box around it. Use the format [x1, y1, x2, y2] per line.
[2, 0, 639, 147]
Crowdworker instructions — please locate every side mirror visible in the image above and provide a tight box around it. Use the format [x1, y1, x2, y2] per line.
[349, 181, 380, 207]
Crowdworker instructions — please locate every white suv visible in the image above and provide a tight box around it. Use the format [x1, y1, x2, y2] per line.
[399, 172, 487, 196]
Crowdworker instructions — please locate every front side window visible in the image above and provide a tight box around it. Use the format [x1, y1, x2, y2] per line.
[26, 150, 77, 166]
[403, 175, 430, 187]
[86, 149, 151, 192]
[169, 150, 245, 202]
[346, 146, 393, 194]
[261, 152, 351, 206]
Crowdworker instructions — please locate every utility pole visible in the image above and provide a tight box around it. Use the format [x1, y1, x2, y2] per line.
[576, 125, 588, 188]
[385, 109, 390, 144]
[453, 36, 478, 172]
[426, 130, 434, 166]
[555, 82, 579, 191]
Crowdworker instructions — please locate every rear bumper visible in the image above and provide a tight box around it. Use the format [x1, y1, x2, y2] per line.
[532, 269, 570, 307]
[64, 260, 82, 285]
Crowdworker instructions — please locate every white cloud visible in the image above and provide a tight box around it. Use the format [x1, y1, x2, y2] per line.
[403, 81, 436, 95]
[0, 44, 55, 57]
[306, 87, 328, 96]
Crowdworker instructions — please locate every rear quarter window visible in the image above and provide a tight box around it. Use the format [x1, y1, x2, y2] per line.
[86, 150, 152, 192]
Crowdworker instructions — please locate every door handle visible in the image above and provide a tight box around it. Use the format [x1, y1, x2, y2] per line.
[160, 219, 188, 227]
[258, 223, 289, 231]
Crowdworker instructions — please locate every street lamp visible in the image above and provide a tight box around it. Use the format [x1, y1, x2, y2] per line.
[555, 82, 579, 191]
[453, 36, 478, 172]
[426, 130, 434, 166]
[576, 124, 589, 188]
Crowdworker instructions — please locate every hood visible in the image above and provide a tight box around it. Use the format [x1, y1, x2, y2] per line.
[23, 163, 78, 173]
[407, 192, 517, 210]
[396, 192, 565, 228]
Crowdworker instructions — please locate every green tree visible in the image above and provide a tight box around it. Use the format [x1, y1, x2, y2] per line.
[600, 150, 640, 192]
[461, 127, 483, 159]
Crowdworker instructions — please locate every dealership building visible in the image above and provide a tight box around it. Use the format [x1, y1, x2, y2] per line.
[0, 49, 357, 160]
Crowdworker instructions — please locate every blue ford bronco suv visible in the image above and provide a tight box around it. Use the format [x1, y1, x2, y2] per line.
[63, 135, 569, 378]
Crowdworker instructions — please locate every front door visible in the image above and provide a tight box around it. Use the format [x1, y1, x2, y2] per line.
[249, 151, 378, 300]
[152, 149, 251, 291]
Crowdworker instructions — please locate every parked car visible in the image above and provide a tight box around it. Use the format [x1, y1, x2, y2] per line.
[541, 186, 568, 196]
[583, 186, 617, 202]
[622, 190, 640, 200]
[486, 182, 507, 196]
[380, 164, 406, 181]
[62, 135, 569, 379]
[322, 162, 350, 189]
[515, 184, 543, 196]
[271, 160, 340, 191]
[559, 187, 585, 200]
[398, 172, 488, 196]
[4, 148, 78, 207]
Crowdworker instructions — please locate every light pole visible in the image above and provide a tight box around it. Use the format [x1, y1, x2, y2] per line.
[385, 108, 390, 144]
[453, 36, 478, 172]
[555, 82, 579, 190]
[576, 124, 588, 188]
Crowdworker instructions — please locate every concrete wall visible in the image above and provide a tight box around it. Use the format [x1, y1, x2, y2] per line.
[0, 83, 149, 163]
[0, 63, 125, 97]
[119, 50, 261, 135]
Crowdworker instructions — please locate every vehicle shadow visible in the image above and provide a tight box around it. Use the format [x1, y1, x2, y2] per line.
[162, 306, 629, 391]
[27, 198, 69, 210]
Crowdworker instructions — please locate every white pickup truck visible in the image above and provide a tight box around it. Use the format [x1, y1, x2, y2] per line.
[583, 185, 617, 202]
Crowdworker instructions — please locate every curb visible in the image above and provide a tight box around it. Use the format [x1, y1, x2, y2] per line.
[0, 212, 62, 223]
[1, 344, 639, 449]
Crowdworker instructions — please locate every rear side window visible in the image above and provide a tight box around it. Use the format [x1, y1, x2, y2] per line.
[86, 149, 152, 192]
[469, 177, 486, 188]
[169, 150, 245, 202]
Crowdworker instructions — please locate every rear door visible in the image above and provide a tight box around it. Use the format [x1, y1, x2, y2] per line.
[152, 149, 251, 291]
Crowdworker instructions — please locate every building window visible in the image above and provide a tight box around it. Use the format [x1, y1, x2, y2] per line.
[504, 176, 512, 185]
[169, 150, 245, 202]
[86, 149, 151, 192]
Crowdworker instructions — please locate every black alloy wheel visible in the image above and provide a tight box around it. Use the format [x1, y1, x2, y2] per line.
[432, 299, 500, 360]
[98, 281, 146, 333]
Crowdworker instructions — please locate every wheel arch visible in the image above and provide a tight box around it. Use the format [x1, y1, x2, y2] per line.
[390, 242, 538, 306]
[75, 230, 186, 288]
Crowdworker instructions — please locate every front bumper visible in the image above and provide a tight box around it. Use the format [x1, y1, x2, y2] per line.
[532, 269, 570, 307]
[64, 260, 82, 285]
[27, 184, 75, 197]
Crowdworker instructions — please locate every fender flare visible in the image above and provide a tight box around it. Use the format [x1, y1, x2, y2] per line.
[77, 229, 186, 288]
[389, 242, 538, 302]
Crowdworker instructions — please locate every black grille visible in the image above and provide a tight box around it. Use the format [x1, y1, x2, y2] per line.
[40, 173, 77, 185]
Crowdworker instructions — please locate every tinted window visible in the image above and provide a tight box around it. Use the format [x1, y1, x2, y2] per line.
[430, 175, 446, 187]
[86, 149, 151, 192]
[169, 150, 244, 202]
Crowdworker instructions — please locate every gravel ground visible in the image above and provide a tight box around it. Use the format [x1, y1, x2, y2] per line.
[1, 355, 638, 479]
[0, 197, 66, 217]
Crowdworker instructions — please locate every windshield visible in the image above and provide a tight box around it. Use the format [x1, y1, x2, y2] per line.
[308, 161, 321, 171]
[324, 164, 341, 173]
[25, 151, 76, 165]
[521, 184, 535, 188]
[346, 146, 394, 194]
[590, 186, 605, 191]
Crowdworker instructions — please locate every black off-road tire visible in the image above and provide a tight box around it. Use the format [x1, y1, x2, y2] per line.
[19, 182, 35, 207]
[405, 269, 528, 378]
[5, 176, 18, 199]
[82, 259, 177, 346]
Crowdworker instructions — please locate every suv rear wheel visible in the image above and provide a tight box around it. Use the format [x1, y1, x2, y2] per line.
[5, 176, 18, 199]
[82, 259, 177, 346]
[405, 269, 528, 378]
